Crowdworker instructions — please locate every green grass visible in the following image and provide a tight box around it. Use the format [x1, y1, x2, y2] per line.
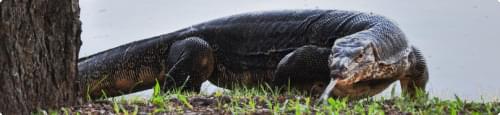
[44, 82, 500, 114]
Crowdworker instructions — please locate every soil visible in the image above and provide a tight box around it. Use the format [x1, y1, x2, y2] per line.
[57, 95, 499, 115]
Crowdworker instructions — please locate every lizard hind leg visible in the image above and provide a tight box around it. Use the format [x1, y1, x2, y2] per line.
[400, 47, 429, 98]
[163, 37, 215, 92]
[273, 45, 331, 96]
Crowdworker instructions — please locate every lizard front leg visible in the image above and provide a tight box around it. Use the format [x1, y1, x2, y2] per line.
[273, 45, 331, 96]
[163, 37, 215, 92]
[400, 47, 429, 98]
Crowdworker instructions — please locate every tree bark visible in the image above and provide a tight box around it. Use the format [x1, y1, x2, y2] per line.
[0, 0, 81, 114]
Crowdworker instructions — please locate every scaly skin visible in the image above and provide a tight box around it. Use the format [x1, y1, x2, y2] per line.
[78, 9, 428, 100]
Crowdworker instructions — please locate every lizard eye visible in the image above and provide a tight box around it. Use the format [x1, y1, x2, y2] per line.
[354, 52, 364, 63]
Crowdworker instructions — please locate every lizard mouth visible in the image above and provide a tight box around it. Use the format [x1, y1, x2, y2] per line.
[317, 66, 375, 104]
[339, 62, 400, 86]
[341, 65, 376, 83]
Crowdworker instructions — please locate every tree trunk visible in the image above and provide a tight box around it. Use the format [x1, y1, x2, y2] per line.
[0, 0, 82, 114]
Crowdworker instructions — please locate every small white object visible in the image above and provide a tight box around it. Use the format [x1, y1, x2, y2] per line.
[200, 80, 230, 96]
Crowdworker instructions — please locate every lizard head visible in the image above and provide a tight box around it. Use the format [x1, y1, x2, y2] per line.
[318, 38, 380, 103]
[328, 40, 379, 81]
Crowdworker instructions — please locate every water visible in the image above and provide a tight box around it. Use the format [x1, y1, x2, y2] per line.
[79, 0, 500, 101]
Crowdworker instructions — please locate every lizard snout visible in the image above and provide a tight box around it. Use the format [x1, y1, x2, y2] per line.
[329, 58, 351, 79]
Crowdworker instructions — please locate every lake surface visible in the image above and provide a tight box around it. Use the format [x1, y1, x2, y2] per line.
[79, 0, 500, 101]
